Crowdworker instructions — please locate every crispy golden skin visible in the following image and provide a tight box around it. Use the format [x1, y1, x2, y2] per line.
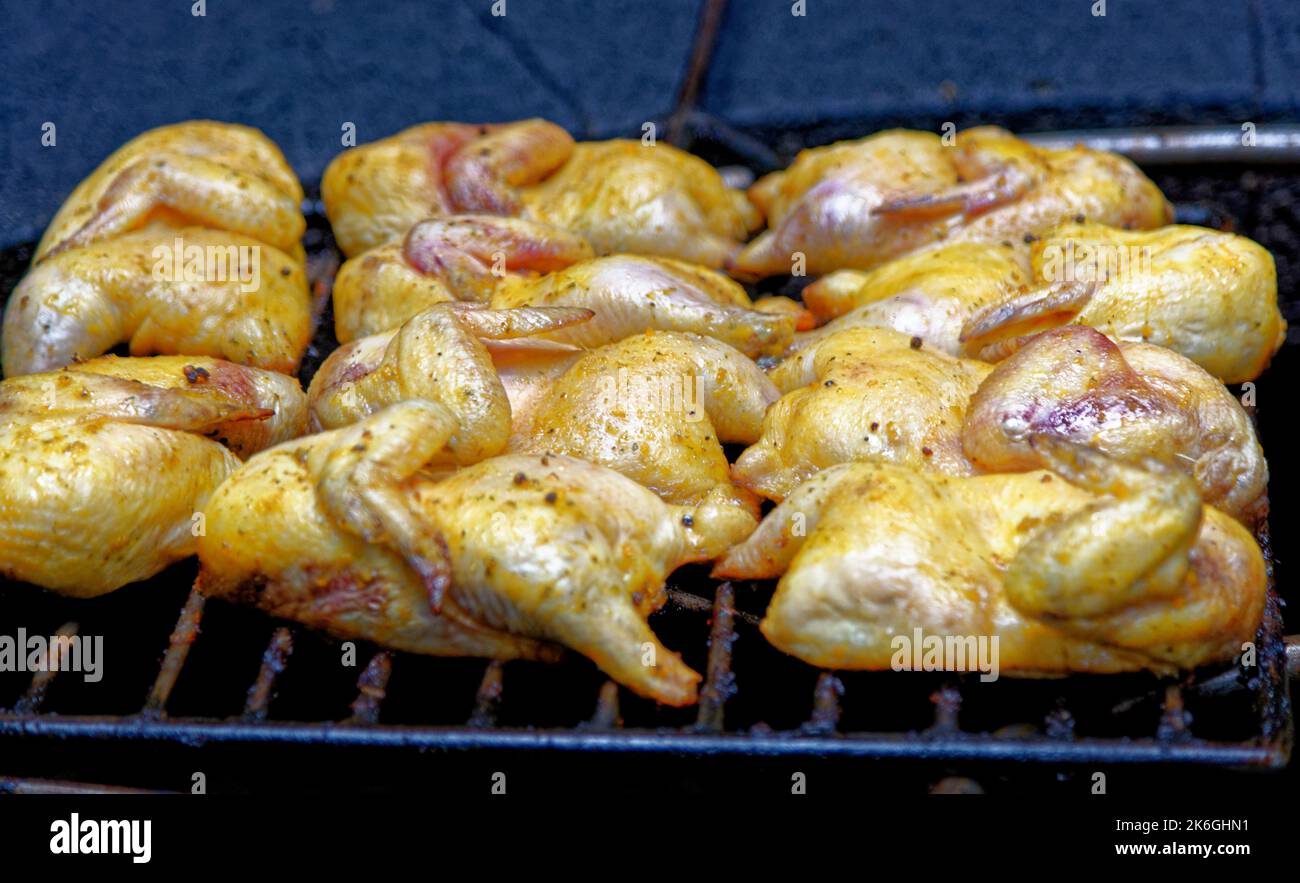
[732, 126, 1171, 278]
[331, 215, 795, 354]
[5, 121, 311, 377]
[733, 327, 990, 500]
[321, 119, 757, 266]
[518, 140, 761, 267]
[514, 330, 777, 518]
[716, 443, 1265, 675]
[961, 222, 1284, 383]
[0, 359, 302, 596]
[198, 401, 756, 705]
[963, 326, 1267, 524]
[4, 227, 311, 376]
[36, 120, 305, 262]
[795, 242, 1032, 356]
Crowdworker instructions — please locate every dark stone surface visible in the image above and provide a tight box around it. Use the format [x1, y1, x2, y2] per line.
[2, 0, 1298, 245]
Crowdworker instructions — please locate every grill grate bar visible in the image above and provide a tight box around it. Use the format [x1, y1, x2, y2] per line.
[588, 681, 621, 730]
[805, 671, 843, 735]
[348, 650, 393, 725]
[467, 660, 505, 727]
[11, 621, 78, 715]
[693, 581, 738, 732]
[141, 588, 205, 719]
[242, 627, 294, 722]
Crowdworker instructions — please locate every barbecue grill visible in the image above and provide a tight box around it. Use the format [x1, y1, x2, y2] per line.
[2, 7, 1299, 795]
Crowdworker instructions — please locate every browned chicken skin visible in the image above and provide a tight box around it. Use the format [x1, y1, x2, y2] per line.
[198, 401, 758, 705]
[717, 441, 1265, 675]
[732, 126, 1171, 278]
[321, 119, 758, 266]
[0, 358, 304, 596]
[733, 327, 991, 500]
[963, 326, 1267, 524]
[4, 122, 311, 377]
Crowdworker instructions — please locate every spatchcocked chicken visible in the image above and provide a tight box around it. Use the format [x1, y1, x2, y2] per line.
[0, 358, 306, 596]
[716, 440, 1265, 675]
[321, 118, 760, 266]
[198, 401, 758, 705]
[310, 305, 775, 530]
[731, 126, 1171, 279]
[331, 214, 798, 355]
[2, 122, 312, 377]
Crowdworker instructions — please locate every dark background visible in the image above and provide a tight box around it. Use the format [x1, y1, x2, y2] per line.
[2, 0, 1299, 244]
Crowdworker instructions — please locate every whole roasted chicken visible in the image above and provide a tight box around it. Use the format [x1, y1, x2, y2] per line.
[0, 358, 306, 596]
[3, 122, 311, 377]
[732, 327, 991, 500]
[716, 440, 1265, 675]
[731, 126, 1171, 278]
[198, 401, 758, 705]
[321, 118, 759, 265]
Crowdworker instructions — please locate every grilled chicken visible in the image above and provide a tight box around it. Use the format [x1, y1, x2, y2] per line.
[5, 121, 311, 377]
[732, 327, 990, 500]
[35, 120, 305, 263]
[794, 241, 1031, 356]
[514, 330, 777, 520]
[716, 440, 1265, 675]
[332, 214, 796, 354]
[312, 305, 774, 524]
[963, 326, 1267, 524]
[332, 215, 594, 341]
[322, 119, 758, 266]
[198, 401, 757, 705]
[960, 222, 1284, 383]
[731, 126, 1171, 278]
[0, 359, 303, 596]
[308, 303, 592, 448]
[3, 227, 311, 376]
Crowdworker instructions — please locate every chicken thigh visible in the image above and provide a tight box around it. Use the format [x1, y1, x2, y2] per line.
[716, 440, 1265, 675]
[198, 401, 757, 705]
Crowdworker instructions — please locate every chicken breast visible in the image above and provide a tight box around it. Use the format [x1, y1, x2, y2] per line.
[733, 327, 991, 500]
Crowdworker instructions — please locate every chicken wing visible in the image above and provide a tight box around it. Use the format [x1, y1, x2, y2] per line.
[4, 227, 311, 376]
[321, 119, 758, 267]
[731, 126, 1171, 278]
[732, 327, 991, 500]
[198, 401, 756, 705]
[715, 440, 1265, 675]
[960, 222, 1284, 382]
[963, 325, 1267, 523]
[0, 359, 299, 596]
